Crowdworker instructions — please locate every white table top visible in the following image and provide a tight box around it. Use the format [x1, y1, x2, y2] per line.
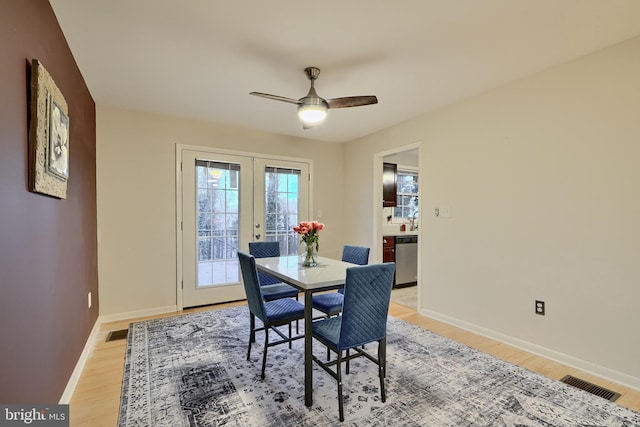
[254, 255, 353, 292]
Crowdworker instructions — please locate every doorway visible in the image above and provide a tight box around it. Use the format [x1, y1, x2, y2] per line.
[178, 146, 310, 308]
[373, 144, 421, 310]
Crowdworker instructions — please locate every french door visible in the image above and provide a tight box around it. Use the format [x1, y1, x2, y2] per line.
[180, 148, 310, 308]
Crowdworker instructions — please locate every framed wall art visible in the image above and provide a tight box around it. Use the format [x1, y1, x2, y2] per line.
[29, 59, 69, 199]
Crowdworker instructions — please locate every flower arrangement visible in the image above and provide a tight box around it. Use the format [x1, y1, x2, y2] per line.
[293, 220, 325, 267]
[293, 220, 325, 249]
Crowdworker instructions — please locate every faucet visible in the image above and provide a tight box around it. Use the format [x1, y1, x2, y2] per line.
[409, 210, 419, 231]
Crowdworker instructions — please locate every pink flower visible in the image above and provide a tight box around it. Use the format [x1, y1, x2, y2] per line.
[293, 220, 325, 249]
[310, 221, 324, 231]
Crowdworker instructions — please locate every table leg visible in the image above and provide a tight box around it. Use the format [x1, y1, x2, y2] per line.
[304, 291, 313, 407]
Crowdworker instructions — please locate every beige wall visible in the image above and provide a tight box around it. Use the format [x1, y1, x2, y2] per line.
[97, 107, 345, 318]
[345, 36, 640, 387]
[96, 35, 640, 389]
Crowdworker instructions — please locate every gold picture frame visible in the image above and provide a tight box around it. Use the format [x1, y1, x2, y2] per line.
[29, 59, 69, 199]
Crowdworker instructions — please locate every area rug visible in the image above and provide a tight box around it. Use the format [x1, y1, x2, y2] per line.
[118, 306, 640, 426]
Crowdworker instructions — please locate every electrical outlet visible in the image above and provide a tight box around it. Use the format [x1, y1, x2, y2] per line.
[535, 300, 545, 315]
[88, 292, 92, 309]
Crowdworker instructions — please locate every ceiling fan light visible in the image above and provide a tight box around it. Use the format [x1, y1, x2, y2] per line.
[297, 104, 327, 124]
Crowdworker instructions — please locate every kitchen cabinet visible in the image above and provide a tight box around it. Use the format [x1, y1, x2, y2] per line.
[383, 236, 396, 286]
[382, 162, 397, 207]
[383, 236, 395, 263]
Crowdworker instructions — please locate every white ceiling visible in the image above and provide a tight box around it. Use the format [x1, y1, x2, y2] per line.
[49, 0, 640, 143]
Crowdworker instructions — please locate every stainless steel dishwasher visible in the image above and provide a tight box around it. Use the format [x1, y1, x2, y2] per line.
[394, 235, 418, 286]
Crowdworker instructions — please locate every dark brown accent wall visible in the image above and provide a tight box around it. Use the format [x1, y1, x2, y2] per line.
[0, 1, 98, 403]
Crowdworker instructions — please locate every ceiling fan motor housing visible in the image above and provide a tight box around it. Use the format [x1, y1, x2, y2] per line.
[297, 95, 328, 124]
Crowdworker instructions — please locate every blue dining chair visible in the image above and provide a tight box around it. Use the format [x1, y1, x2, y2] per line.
[249, 241, 300, 333]
[238, 251, 305, 379]
[311, 262, 395, 422]
[311, 245, 370, 316]
[248, 241, 300, 302]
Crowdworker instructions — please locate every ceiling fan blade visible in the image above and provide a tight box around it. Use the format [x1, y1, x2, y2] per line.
[327, 96, 378, 109]
[250, 92, 300, 105]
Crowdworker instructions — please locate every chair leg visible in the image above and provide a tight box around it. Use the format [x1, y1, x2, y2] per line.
[250, 313, 256, 343]
[337, 350, 344, 422]
[382, 337, 387, 379]
[346, 349, 350, 375]
[261, 327, 269, 379]
[379, 338, 386, 402]
[288, 321, 292, 349]
[325, 313, 331, 361]
[295, 294, 299, 334]
[247, 313, 255, 361]
[326, 313, 336, 361]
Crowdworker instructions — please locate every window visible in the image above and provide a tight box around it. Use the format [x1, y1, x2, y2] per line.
[264, 166, 301, 256]
[394, 170, 418, 220]
[195, 160, 240, 286]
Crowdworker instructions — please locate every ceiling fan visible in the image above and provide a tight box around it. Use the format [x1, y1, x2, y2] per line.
[250, 66, 378, 129]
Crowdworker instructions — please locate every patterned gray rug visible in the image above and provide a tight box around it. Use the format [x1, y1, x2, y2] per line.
[118, 306, 640, 426]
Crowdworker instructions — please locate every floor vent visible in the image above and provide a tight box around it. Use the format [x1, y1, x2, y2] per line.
[560, 375, 621, 402]
[106, 329, 128, 342]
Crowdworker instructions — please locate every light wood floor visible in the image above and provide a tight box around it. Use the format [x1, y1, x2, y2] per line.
[69, 300, 640, 426]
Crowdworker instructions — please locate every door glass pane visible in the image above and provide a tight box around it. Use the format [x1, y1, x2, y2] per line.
[196, 160, 240, 287]
[264, 167, 301, 255]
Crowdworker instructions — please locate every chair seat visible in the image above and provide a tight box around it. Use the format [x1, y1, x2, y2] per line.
[264, 298, 304, 323]
[313, 315, 376, 351]
[261, 283, 299, 301]
[312, 292, 344, 316]
[311, 316, 342, 346]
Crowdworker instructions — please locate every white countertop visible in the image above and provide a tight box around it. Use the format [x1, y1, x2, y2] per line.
[383, 230, 418, 237]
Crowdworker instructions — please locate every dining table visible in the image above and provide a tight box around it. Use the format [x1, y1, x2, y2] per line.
[254, 254, 353, 407]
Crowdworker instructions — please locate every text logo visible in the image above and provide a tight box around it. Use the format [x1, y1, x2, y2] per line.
[1, 405, 68, 426]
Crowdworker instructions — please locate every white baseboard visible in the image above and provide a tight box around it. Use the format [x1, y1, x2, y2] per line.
[59, 318, 102, 404]
[59, 305, 179, 403]
[99, 305, 179, 324]
[419, 308, 640, 392]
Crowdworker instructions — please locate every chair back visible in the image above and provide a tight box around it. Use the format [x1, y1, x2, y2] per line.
[248, 241, 281, 286]
[341, 245, 370, 266]
[338, 245, 370, 295]
[338, 263, 395, 349]
[238, 251, 267, 322]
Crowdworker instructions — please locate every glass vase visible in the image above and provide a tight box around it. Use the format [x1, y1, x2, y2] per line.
[302, 241, 318, 267]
